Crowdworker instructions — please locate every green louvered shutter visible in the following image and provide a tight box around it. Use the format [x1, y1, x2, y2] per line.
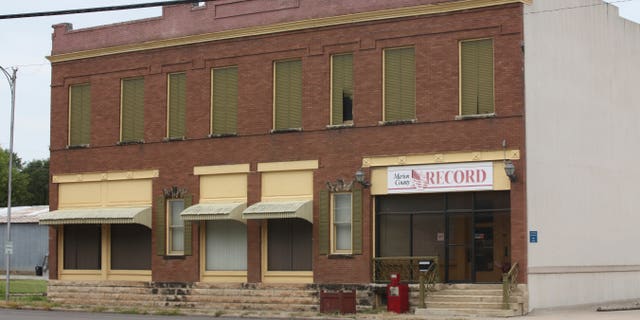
[352, 188, 362, 254]
[183, 195, 193, 256]
[331, 54, 353, 125]
[121, 78, 145, 141]
[461, 39, 494, 115]
[212, 67, 238, 135]
[274, 60, 302, 130]
[384, 47, 415, 122]
[168, 73, 186, 138]
[69, 84, 91, 146]
[318, 189, 330, 255]
[155, 197, 166, 256]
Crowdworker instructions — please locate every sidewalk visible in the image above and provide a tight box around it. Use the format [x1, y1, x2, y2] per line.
[520, 303, 640, 320]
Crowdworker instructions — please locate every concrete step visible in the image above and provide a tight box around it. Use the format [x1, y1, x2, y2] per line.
[428, 294, 525, 303]
[416, 307, 522, 318]
[426, 301, 521, 310]
[187, 294, 317, 305]
[190, 288, 317, 297]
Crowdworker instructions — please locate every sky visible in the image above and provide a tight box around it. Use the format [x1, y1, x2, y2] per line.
[0, 0, 639, 162]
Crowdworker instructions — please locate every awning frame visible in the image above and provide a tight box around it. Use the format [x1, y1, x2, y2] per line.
[242, 200, 313, 223]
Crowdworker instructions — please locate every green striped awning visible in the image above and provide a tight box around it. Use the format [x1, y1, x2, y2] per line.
[180, 202, 246, 222]
[38, 207, 152, 228]
[242, 200, 312, 223]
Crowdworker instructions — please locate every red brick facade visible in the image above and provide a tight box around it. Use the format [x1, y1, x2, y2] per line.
[49, 1, 526, 284]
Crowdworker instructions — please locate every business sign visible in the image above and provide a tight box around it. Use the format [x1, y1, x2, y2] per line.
[388, 162, 493, 194]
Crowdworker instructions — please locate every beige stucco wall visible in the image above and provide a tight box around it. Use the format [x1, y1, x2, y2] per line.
[524, 0, 640, 309]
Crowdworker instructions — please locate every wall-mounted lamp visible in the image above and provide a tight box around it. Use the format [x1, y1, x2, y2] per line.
[355, 168, 371, 188]
[502, 139, 516, 182]
[504, 159, 516, 182]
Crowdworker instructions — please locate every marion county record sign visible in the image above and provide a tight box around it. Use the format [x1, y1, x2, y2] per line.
[387, 162, 493, 194]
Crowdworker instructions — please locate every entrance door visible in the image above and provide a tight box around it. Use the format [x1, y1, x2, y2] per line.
[446, 214, 472, 282]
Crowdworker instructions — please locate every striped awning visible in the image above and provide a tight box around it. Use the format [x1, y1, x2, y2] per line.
[180, 202, 246, 222]
[242, 200, 312, 223]
[38, 207, 152, 228]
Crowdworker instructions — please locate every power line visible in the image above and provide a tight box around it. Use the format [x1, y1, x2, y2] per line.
[0, 0, 213, 20]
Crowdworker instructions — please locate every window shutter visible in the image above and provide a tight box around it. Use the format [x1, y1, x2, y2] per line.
[384, 47, 415, 121]
[212, 67, 238, 135]
[318, 189, 329, 255]
[461, 39, 494, 115]
[154, 196, 166, 256]
[275, 60, 302, 130]
[477, 39, 494, 114]
[69, 84, 91, 146]
[352, 188, 362, 255]
[168, 73, 186, 138]
[331, 54, 353, 125]
[183, 194, 193, 256]
[121, 78, 145, 141]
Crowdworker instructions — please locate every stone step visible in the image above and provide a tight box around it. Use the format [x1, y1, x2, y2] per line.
[190, 288, 318, 297]
[189, 302, 318, 312]
[416, 307, 522, 318]
[426, 301, 521, 310]
[48, 286, 151, 295]
[49, 298, 193, 308]
[186, 294, 317, 305]
[427, 294, 525, 303]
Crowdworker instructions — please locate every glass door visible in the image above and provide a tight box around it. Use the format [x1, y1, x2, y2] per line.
[446, 214, 472, 282]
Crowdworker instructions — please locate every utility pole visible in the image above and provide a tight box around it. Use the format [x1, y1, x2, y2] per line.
[0, 66, 17, 301]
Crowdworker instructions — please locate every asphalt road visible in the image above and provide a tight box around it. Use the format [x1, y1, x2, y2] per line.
[0, 309, 254, 320]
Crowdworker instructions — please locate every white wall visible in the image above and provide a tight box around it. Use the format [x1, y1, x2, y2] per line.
[524, 0, 640, 309]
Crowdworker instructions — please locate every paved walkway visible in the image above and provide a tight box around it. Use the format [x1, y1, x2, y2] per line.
[520, 304, 640, 320]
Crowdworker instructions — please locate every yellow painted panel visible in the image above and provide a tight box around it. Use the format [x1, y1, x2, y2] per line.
[258, 160, 318, 172]
[363, 149, 520, 168]
[262, 171, 313, 200]
[370, 168, 388, 195]
[200, 174, 247, 202]
[263, 271, 314, 284]
[59, 182, 103, 209]
[107, 270, 152, 281]
[493, 161, 511, 191]
[194, 164, 250, 175]
[105, 179, 152, 206]
[201, 271, 248, 283]
[53, 169, 158, 183]
[59, 270, 103, 281]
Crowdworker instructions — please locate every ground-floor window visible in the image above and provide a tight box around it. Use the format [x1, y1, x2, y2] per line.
[63, 224, 101, 270]
[205, 220, 247, 271]
[111, 224, 151, 270]
[267, 219, 312, 271]
[376, 191, 510, 283]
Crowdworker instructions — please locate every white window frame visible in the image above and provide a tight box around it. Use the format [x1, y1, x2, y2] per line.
[331, 192, 353, 254]
[166, 199, 185, 255]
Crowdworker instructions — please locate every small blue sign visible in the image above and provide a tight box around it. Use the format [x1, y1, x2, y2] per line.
[529, 231, 538, 243]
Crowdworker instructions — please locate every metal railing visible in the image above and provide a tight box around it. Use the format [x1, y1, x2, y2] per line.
[372, 256, 439, 283]
[419, 260, 439, 308]
[502, 262, 519, 309]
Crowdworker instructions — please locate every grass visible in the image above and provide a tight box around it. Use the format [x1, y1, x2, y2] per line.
[0, 280, 47, 296]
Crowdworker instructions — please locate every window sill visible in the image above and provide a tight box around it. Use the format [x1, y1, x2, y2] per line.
[66, 144, 90, 149]
[455, 113, 496, 120]
[326, 123, 354, 130]
[162, 136, 185, 142]
[163, 254, 186, 260]
[328, 253, 355, 259]
[117, 139, 145, 146]
[378, 119, 417, 126]
[208, 133, 237, 138]
[270, 128, 303, 134]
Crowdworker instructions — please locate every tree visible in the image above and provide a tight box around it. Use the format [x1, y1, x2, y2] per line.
[22, 159, 49, 205]
[0, 147, 31, 207]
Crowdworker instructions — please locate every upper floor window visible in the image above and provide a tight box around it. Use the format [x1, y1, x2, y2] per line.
[460, 38, 494, 116]
[68, 83, 91, 146]
[273, 59, 302, 131]
[167, 73, 186, 139]
[120, 77, 145, 142]
[211, 66, 238, 136]
[331, 54, 353, 126]
[384, 47, 415, 122]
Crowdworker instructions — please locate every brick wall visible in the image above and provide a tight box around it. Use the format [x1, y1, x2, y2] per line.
[49, 4, 526, 283]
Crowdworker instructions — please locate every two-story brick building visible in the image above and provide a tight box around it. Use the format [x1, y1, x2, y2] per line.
[42, 0, 529, 316]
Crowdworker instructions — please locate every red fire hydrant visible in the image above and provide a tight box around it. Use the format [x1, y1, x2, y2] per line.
[386, 273, 409, 313]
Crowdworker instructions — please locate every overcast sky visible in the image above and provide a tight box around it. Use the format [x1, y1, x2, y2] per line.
[0, 0, 639, 162]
